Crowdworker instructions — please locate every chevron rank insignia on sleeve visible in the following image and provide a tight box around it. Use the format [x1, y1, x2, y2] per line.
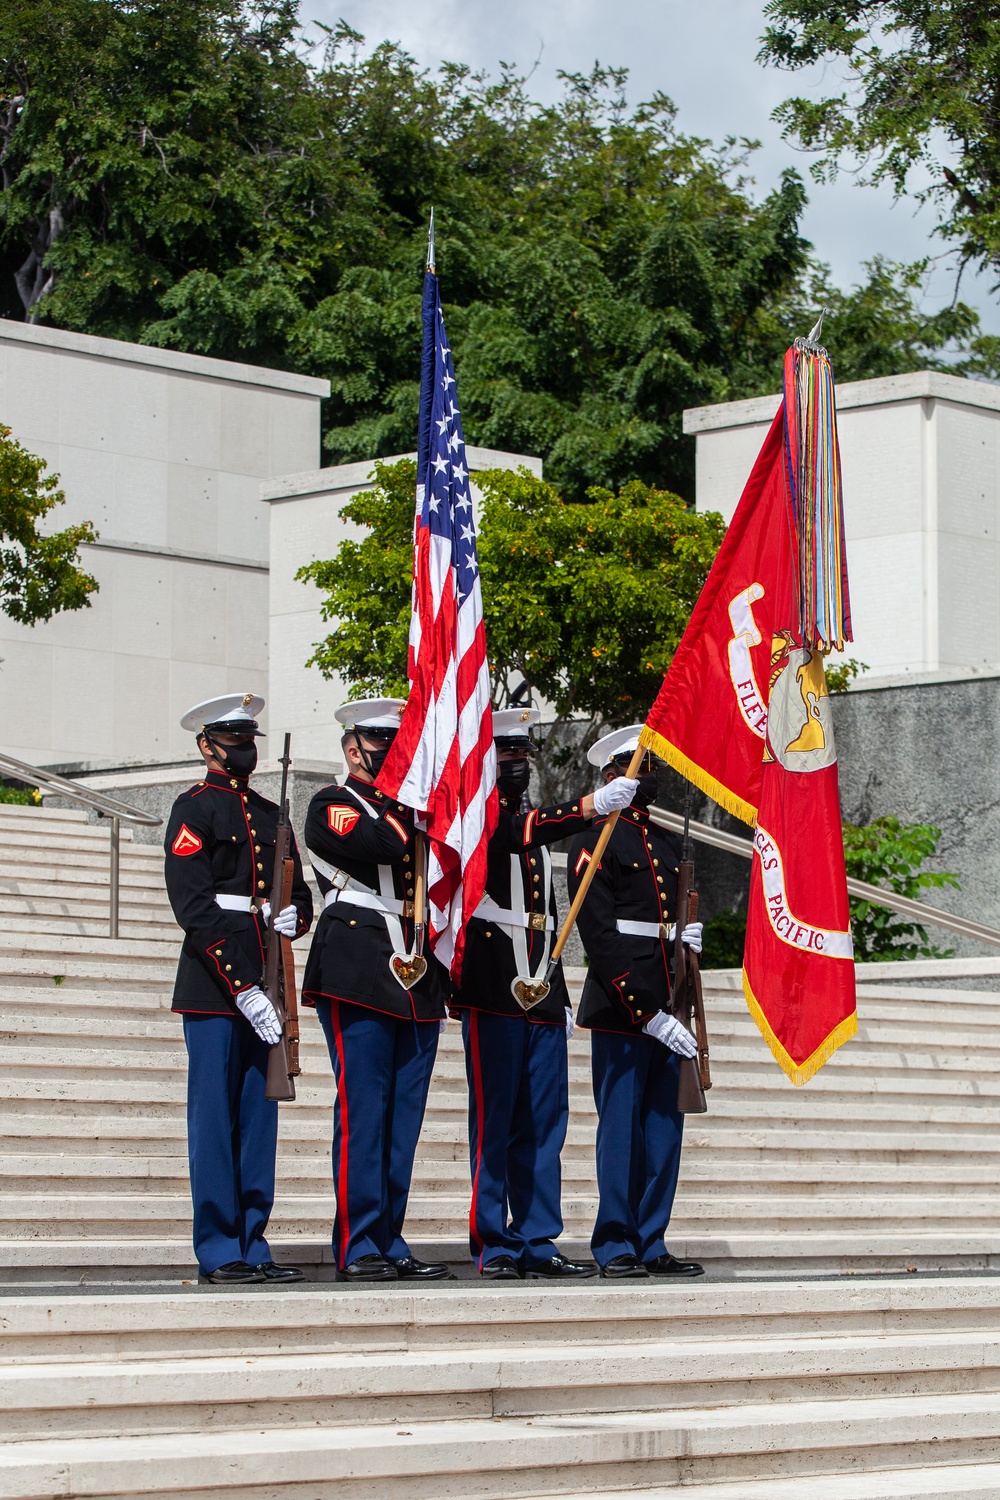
[328, 805, 362, 836]
[172, 825, 203, 857]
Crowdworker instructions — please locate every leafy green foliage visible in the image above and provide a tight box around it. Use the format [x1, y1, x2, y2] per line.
[760, 1, 1000, 296]
[0, 424, 98, 624]
[0, 7, 984, 500]
[0, 781, 40, 805]
[843, 816, 959, 960]
[298, 458, 724, 789]
[825, 655, 869, 693]
[701, 905, 749, 969]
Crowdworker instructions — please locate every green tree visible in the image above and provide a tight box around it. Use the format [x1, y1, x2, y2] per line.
[1, 7, 984, 500]
[760, 3, 1000, 317]
[0, 423, 98, 625]
[843, 816, 959, 960]
[297, 458, 724, 796]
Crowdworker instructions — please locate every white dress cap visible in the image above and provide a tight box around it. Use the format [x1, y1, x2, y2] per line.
[180, 692, 265, 734]
[492, 707, 541, 739]
[587, 724, 648, 767]
[334, 697, 407, 731]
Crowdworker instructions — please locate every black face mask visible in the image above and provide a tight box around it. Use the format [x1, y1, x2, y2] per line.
[207, 735, 258, 779]
[497, 757, 531, 798]
[634, 771, 659, 807]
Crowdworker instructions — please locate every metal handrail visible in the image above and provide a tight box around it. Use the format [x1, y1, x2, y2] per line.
[648, 805, 1000, 952]
[0, 749, 161, 940]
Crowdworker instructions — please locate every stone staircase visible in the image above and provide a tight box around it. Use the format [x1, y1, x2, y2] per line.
[3, 799, 1000, 1498]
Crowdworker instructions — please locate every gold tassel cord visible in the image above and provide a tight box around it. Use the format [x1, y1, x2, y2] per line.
[639, 726, 759, 828]
[742, 969, 858, 1086]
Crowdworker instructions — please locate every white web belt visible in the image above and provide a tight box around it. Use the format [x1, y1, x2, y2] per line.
[476, 851, 553, 985]
[616, 918, 675, 940]
[216, 894, 253, 912]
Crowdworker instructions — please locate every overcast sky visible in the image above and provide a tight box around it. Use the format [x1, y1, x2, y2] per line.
[307, 0, 999, 334]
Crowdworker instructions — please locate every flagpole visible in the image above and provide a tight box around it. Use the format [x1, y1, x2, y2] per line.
[544, 743, 646, 982]
[427, 208, 435, 274]
[413, 831, 426, 958]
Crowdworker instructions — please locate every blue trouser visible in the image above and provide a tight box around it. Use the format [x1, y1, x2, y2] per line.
[462, 1008, 569, 1269]
[315, 998, 439, 1269]
[589, 1028, 684, 1267]
[182, 1013, 277, 1276]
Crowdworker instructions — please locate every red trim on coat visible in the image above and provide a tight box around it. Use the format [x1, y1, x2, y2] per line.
[330, 999, 352, 1270]
[300, 986, 441, 1021]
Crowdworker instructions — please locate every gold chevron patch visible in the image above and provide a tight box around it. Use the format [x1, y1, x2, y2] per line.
[328, 805, 362, 836]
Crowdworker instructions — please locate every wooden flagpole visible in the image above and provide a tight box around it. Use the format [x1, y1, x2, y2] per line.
[544, 742, 646, 982]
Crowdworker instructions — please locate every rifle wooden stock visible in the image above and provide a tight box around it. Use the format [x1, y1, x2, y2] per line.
[672, 861, 709, 1114]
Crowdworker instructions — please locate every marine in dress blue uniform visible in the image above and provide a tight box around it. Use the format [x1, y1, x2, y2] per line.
[566, 727, 705, 1281]
[300, 699, 451, 1283]
[164, 694, 313, 1285]
[451, 708, 640, 1280]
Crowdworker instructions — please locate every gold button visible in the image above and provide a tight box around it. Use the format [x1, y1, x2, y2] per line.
[231, 835, 237, 842]
[653, 859, 659, 867]
[226, 964, 232, 971]
[215, 949, 222, 956]
[230, 779, 238, 788]
[628, 994, 634, 1001]
[485, 930, 492, 938]
[242, 796, 248, 804]
[657, 876, 664, 884]
[530, 858, 536, 867]
[556, 808, 562, 815]
[234, 979, 242, 987]
[255, 844, 260, 853]
[251, 829, 256, 836]
[637, 1009, 644, 1017]
[403, 854, 411, 863]
[350, 920, 356, 926]
[533, 874, 540, 883]
[398, 804, 405, 812]
[633, 862, 639, 868]
[257, 863, 263, 871]
[258, 881, 265, 890]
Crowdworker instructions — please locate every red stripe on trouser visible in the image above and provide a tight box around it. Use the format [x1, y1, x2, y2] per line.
[467, 1009, 487, 1268]
[331, 1000, 352, 1268]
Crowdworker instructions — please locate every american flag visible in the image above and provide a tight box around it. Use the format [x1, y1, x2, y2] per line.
[377, 262, 498, 978]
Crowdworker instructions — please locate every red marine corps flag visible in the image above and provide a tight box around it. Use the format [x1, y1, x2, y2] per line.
[641, 334, 857, 1084]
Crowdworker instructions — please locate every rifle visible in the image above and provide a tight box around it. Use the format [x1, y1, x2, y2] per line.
[671, 787, 711, 1114]
[264, 734, 300, 1103]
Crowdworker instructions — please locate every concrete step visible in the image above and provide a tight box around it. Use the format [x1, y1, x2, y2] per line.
[4, 1278, 999, 1362]
[9, 1326, 1000, 1441]
[4, 1390, 1000, 1497]
[517, 1467, 1000, 1499]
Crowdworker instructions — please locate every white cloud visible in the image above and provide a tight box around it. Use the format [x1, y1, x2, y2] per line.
[304, 0, 999, 331]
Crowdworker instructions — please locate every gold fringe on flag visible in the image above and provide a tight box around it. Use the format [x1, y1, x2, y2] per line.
[742, 969, 858, 1086]
[639, 725, 758, 828]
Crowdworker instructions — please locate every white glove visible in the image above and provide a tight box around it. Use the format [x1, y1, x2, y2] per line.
[592, 777, 639, 817]
[261, 901, 271, 925]
[643, 1010, 697, 1058]
[565, 1005, 575, 1039]
[272, 904, 298, 938]
[236, 985, 282, 1045]
[681, 921, 703, 954]
[439, 1017, 449, 1034]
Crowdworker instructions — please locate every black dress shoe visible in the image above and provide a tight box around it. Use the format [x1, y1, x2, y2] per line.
[527, 1253, 597, 1280]
[479, 1254, 524, 1281]
[393, 1256, 453, 1280]
[335, 1253, 397, 1282]
[259, 1261, 305, 1282]
[599, 1254, 650, 1280]
[645, 1253, 705, 1278]
[198, 1260, 266, 1285]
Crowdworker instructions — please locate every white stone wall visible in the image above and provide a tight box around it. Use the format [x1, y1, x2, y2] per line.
[263, 447, 544, 769]
[684, 371, 1000, 682]
[0, 322, 328, 766]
